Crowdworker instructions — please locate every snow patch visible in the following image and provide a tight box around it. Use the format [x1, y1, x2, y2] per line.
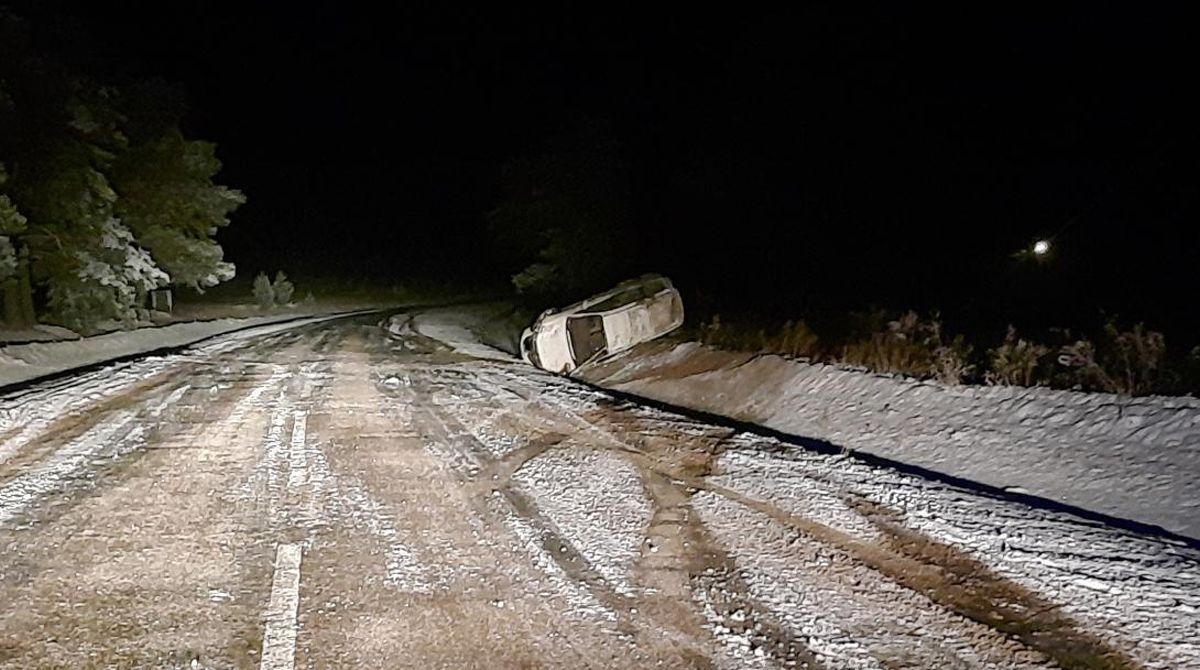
[0, 384, 188, 525]
[1, 311, 361, 389]
[510, 447, 652, 597]
[584, 342, 1200, 540]
[707, 438, 1200, 669]
[493, 494, 620, 625]
[409, 309, 517, 362]
[694, 490, 1055, 669]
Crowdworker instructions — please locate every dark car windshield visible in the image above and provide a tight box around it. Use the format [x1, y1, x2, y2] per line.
[523, 333, 540, 368]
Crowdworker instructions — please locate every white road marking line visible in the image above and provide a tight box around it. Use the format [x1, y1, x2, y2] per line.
[260, 542, 303, 670]
[288, 410, 308, 488]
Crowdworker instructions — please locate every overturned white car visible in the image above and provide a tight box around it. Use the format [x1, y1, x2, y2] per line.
[520, 274, 685, 374]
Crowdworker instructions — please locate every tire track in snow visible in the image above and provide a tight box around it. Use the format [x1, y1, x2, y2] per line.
[408, 370, 762, 664]
[410, 395, 627, 623]
[0, 325, 308, 470]
[465, 363, 1146, 669]
[458, 365, 1051, 667]
[427, 364, 831, 669]
[0, 383, 189, 527]
[256, 352, 438, 594]
[0, 362, 177, 469]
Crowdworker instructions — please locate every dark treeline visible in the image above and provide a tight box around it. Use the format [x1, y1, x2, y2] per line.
[488, 113, 1196, 344]
[5, 4, 1192, 357]
[0, 9, 242, 332]
[477, 8, 1195, 350]
[487, 115, 1200, 394]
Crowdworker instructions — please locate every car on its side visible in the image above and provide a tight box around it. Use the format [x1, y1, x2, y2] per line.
[520, 274, 684, 374]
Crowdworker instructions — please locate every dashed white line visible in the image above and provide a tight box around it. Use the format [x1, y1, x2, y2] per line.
[288, 410, 308, 489]
[260, 542, 303, 670]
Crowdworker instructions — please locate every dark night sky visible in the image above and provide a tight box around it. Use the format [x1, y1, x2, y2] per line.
[9, 3, 1199, 340]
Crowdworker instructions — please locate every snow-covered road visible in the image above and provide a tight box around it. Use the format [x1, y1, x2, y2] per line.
[0, 310, 1196, 669]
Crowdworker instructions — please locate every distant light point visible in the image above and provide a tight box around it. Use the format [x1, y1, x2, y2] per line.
[1033, 239, 1050, 256]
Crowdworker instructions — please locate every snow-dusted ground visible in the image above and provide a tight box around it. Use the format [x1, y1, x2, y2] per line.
[701, 442, 1200, 669]
[0, 312, 363, 474]
[405, 308, 1200, 667]
[508, 447, 652, 597]
[0, 311, 366, 389]
[580, 341, 1200, 540]
[0, 323, 80, 344]
[406, 308, 517, 362]
[5, 306, 1198, 668]
[426, 354, 1200, 668]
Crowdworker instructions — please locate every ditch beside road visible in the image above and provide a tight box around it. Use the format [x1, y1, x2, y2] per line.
[0, 310, 1196, 669]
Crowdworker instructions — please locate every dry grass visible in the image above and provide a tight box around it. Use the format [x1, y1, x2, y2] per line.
[699, 315, 820, 360]
[1056, 321, 1166, 395]
[687, 310, 1185, 396]
[987, 326, 1050, 387]
[840, 311, 974, 384]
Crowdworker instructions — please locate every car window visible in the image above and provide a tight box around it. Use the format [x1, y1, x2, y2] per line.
[522, 334, 540, 367]
[586, 287, 644, 312]
[566, 315, 606, 364]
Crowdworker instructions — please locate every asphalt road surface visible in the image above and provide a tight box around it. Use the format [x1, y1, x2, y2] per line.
[1, 311, 1197, 669]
